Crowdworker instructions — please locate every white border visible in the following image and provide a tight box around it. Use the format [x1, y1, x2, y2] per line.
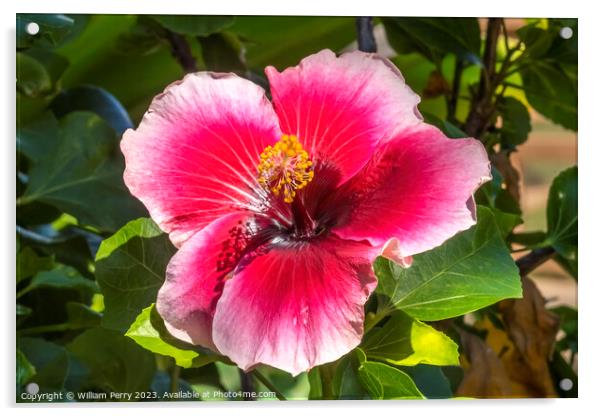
[3, 1, 599, 415]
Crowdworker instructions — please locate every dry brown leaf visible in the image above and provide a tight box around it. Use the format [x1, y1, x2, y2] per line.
[422, 70, 450, 99]
[498, 276, 560, 397]
[456, 330, 514, 398]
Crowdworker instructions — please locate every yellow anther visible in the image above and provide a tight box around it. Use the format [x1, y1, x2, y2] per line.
[257, 134, 314, 203]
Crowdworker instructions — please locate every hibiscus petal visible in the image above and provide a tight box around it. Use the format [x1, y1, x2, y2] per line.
[266, 49, 422, 186]
[121, 72, 281, 246]
[211, 236, 378, 376]
[156, 212, 265, 350]
[330, 123, 491, 257]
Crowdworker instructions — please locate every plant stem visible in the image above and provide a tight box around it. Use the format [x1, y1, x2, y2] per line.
[464, 18, 503, 138]
[170, 363, 181, 394]
[252, 370, 287, 401]
[18, 323, 70, 335]
[515, 246, 556, 276]
[356, 17, 377, 53]
[164, 30, 197, 73]
[364, 305, 393, 333]
[239, 369, 256, 401]
[447, 57, 464, 122]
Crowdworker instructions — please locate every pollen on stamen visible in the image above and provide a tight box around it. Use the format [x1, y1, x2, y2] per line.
[257, 135, 314, 203]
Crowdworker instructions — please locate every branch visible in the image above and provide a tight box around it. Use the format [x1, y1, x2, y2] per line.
[356, 17, 377, 53]
[515, 246, 556, 277]
[447, 57, 464, 122]
[164, 30, 197, 73]
[464, 18, 503, 138]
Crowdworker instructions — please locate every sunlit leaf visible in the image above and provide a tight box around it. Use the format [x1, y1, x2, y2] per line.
[362, 310, 459, 366]
[126, 304, 220, 368]
[374, 206, 522, 321]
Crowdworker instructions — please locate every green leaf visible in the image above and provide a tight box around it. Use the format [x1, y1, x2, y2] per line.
[151, 15, 234, 36]
[16, 246, 54, 283]
[551, 306, 578, 353]
[17, 111, 59, 162]
[21, 111, 146, 231]
[402, 365, 454, 399]
[17, 304, 33, 316]
[50, 86, 134, 135]
[499, 96, 532, 147]
[18, 337, 69, 391]
[374, 206, 522, 321]
[17, 350, 36, 386]
[55, 15, 183, 122]
[23, 265, 98, 295]
[126, 304, 219, 368]
[362, 310, 459, 366]
[230, 16, 356, 69]
[23, 229, 94, 278]
[17, 14, 75, 49]
[517, 25, 555, 59]
[199, 32, 246, 73]
[96, 218, 176, 332]
[490, 207, 523, 239]
[358, 361, 424, 399]
[547, 19, 577, 65]
[382, 17, 481, 64]
[67, 327, 156, 394]
[520, 62, 576, 131]
[546, 167, 577, 273]
[422, 112, 468, 138]
[17, 52, 53, 97]
[307, 368, 322, 400]
[115, 17, 164, 57]
[318, 349, 368, 399]
[65, 302, 102, 329]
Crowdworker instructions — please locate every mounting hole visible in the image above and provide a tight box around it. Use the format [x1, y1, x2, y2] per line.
[559, 378, 574, 391]
[25, 22, 40, 36]
[25, 382, 40, 394]
[560, 26, 573, 40]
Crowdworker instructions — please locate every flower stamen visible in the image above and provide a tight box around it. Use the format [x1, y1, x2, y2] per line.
[257, 135, 314, 203]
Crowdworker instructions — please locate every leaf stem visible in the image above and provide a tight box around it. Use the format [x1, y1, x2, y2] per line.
[252, 369, 287, 401]
[18, 322, 70, 335]
[364, 306, 393, 333]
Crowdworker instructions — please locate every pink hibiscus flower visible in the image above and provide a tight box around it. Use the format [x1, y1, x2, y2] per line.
[121, 49, 491, 376]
